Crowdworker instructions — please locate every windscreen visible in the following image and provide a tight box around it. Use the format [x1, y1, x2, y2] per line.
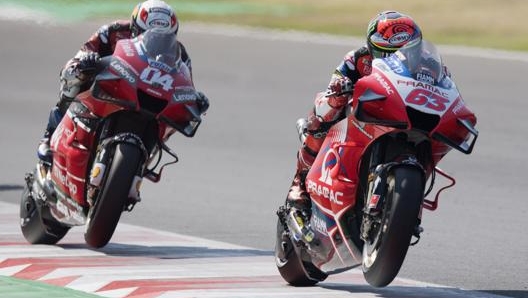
[396, 39, 443, 85]
[140, 28, 181, 68]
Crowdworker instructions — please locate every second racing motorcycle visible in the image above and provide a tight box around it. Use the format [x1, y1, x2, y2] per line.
[275, 39, 478, 287]
[20, 29, 206, 248]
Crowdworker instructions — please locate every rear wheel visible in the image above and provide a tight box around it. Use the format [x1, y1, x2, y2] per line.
[84, 143, 141, 248]
[275, 218, 326, 286]
[20, 174, 70, 244]
[362, 166, 423, 287]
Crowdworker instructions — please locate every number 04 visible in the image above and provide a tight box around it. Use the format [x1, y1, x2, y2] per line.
[140, 67, 174, 91]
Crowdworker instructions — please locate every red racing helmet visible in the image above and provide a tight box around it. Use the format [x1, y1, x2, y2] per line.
[366, 11, 422, 58]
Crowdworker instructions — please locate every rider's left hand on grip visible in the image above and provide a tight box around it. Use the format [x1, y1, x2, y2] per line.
[196, 91, 209, 114]
[78, 52, 101, 74]
[329, 77, 353, 96]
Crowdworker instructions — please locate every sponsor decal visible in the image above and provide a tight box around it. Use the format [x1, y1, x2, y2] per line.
[416, 72, 435, 85]
[360, 57, 372, 75]
[148, 59, 173, 73]
[110, 60, 136, 84]
[397, 80, 448, 98]
[309, 150, 344, 205]
[173, 91, 197, 102]
[307, 179, 344, 205]
[389, 32, 411, 45]
[352, 120, 373, 139]
[56, 199, 69, 217]
[89, 163, 106, 187]
[118, 58, 139, 75]
[452, 99, 465, 114]
[149, 7, 171, 14]
[373, 72, 394, 95]
[121, 41, 135, 57]
[149, 19, 169, 28]
[311, 215, 328, 236]
[52, 165, 78, 196]
[368, 194, 380, 209]
[91, 167, 101, 178]
[53, 194, 85, 224]
[386, 56, 405, 74]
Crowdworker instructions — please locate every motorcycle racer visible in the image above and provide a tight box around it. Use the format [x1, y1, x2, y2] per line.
[37, 0, 209, 163]
[286, 11, 426, 220]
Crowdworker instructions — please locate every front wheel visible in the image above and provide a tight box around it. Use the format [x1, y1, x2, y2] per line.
[362, 166, 424, 287]
[84, 143, 142, 248]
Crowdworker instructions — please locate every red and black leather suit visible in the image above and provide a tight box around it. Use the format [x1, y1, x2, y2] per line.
[287, 46, 374, 206]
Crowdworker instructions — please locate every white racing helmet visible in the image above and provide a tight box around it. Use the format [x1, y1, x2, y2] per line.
[131, 0, 179, 37]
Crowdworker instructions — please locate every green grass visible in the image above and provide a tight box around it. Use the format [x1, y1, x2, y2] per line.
[173, 0, 528, 51]
[3, 0, 528, 51]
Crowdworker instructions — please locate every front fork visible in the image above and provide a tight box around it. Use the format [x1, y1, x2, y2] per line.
[360, 155, 425, 245]
[87, 132, 148, 211]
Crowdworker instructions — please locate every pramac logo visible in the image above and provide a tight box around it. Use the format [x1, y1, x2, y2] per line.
[306, 148, 344, 205]
[319, 148, 338, 185]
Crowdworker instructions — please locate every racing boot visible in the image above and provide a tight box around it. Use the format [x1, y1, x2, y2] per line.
[285, 167, 314, 243]
[285, 143, 319, 231]
[286, 169, 310, 211]
[37, 136, 53, 165]
[37, 106, 64, 165]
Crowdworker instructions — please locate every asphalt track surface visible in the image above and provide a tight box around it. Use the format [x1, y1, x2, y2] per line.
[0, 19, 527, 297]
[0, 200, 510, 298]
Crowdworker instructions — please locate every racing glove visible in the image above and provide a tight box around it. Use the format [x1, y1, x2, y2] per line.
[77, 52, 101, 74]
[327, 77, 353, 108]
[196, 91, 209, 115]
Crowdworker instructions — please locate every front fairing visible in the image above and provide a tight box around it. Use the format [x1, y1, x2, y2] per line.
[353, 39, 478, 154]
[82, 29, 203, 138]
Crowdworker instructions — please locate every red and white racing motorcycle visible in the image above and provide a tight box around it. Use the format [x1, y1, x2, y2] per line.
[20, 29, 206, 248]
[276, 39, 478, 287]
